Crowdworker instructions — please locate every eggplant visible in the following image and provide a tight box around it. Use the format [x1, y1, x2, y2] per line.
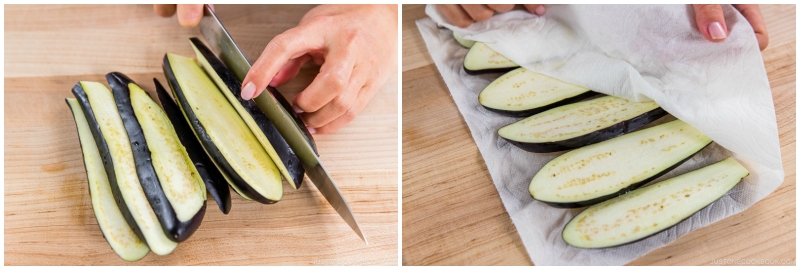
[499, 95, 668, 152]
[155, 78, 232, 214]
[163, 53, 282, 204]
[529, 120, 712, 208]
[453, 32, 476, 48]
[106, 72, 206, 243]
[478, 68, 596, 117]
[266, 85, 318, 156]
[72, 81, 178, 255]
[189, 37, 305, 189]
[66, 98, 150, 261]
[463, 42, 519, 75]
[563, 157, 749, 248]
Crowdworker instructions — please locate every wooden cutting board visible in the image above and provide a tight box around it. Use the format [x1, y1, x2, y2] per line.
[402, 4, 795, 266]
[4, 4, 398, 265]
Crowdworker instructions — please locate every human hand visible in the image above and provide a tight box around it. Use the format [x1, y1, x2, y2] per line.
[435, 4, 545, 28]
[153, 4, 212, 28]
[693, 4, 768, 50]
[240, 5, 398, 134]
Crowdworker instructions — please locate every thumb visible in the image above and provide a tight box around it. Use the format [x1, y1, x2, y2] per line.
[693, 4, 728, 41]
[241, 25, 325, 100]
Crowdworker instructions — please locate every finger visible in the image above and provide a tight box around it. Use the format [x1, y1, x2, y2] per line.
[293, 42, 357, 112]
[487, 4, 514, 13]
[301, 66, 365, 128]
[176, 4, 204, 27]
[693, 4, 728, 41]
[268, 54, 312, 88]
[523, 4, 546, 16]
[435, 4, 473, 28]
[734, 4, 769, 50]
[154, 4, 176, 17]
[312, 82, 379, 134]
[460, 4, 494, 22]
[241, 24, 326, 100]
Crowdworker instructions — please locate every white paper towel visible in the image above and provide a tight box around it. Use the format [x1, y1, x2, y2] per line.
[416, 4, 784, 265]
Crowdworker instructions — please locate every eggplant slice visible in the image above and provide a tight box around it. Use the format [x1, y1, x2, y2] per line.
[107, 72, 206, 243]
[163, 53, 282, 204]
[478, 68, 596, 117]
[453, 32, 476, 48]
[67, 98, 150, 262]
[189, 38, 305, 189]
[499, 95, 668, 152]
[529, 120, 712, 208]
[72, 81, 178, 256]
[463, 42, 519, 75]
[155, 78, 232, 214]
[563, 157, 749, 248]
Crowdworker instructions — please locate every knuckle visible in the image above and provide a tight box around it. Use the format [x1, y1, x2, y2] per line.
[267, 32, 295, 55]
[325, 72, 348, 93]
[697, 4, 722, 16]
[473, 10, 493, 22]
[342, 109, 358, 122]
[329, 97, 351, 114]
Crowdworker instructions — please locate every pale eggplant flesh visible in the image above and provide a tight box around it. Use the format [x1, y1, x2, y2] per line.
[463, 42, 519, 75]
[66, 98, 150, 262]
[529, 120, 712, 208]
[107, 72, 207, 243]
[72, 81, 178, 255]
[499, 95, 668, 152]
[563, 157, 749, 248]
[189, 37, 305, 189]
[163, 53, 283, 204]
[453, 32, 476, 48]
[155, 78, 232, 214]
[478, 68, 597, 117]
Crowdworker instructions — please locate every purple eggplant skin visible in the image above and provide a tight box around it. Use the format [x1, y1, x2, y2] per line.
[70, 83, 147, 245]
[106, 72, 206, 242]
[535, 142, 712, 208]
[155, 78, 232, 214]
[505, 107, 669, 153]
[463, 66, 517, 76]
[482, 91, 599, 118]
[162, 55, 277, 204]
[190, 38, 305, 189]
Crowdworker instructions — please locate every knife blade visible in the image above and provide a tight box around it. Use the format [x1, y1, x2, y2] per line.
[198, 4, 366, 244]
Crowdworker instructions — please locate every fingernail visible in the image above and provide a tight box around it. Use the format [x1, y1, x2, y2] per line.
[241, 82, 256, 100]
[292, 105, 304, 113]
[307, 127, 316, 134]
[708, 21, 727, 40]
[535, 5, 546, 16]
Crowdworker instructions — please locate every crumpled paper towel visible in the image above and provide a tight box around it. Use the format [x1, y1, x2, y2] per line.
[416, 4, 784, 265]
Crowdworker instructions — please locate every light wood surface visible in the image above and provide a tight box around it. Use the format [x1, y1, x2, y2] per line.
[4, 4, 398, 265]
[402, 4, 795, 266]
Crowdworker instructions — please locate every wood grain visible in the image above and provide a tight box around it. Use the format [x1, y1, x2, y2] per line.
[401, 4, 795, 266]
[4, 4, 398, 265]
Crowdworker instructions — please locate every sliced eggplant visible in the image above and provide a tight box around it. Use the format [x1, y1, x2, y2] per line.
[72, 81, 178, 255]
[463, 42, 519, 75]
[106, 72, 206, 243]
[529, 120, 712, 208]
[267, 85, 318, 156]
[67, 98, 150, 262]
[189, 38, 304, 189]
[453, 32, 476, 48]
[563, 157, 749, 248]
[163, 53, 282, 204]
[155, 78, 232, 214]
[499, 95, 668, 152]
[478, 68, 596, 117]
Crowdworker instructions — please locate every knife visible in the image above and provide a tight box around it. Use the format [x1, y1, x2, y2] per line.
[198, 4, 366, 244]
